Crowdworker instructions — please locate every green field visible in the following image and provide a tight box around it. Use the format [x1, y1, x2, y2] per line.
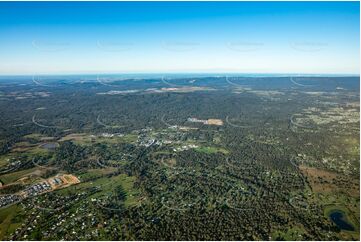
[195, 146, 229, 154]
[0, 205, 23, 240]
[0, 167, 41, 185]
[57, 172, 140, 207]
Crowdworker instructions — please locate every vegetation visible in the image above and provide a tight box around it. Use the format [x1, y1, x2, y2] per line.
[0, 76, 359, 240]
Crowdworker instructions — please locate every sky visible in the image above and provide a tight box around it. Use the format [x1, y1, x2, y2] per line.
[0, 1, 359, 75]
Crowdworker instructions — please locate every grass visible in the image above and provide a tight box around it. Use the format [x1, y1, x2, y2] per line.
[324, 205, 360, 240]
[213, 135, 221, 144]
[308, 191, 360, 241]
[324, 205, 359, 230]
[57, 172, 140, 207]
[343, 136, 360, 157]
[195, 146, 229, 154]
[305, 171, 360, 226]
[0, 138, 52, 171]
[120, 134, 138, 143]
[12, 146, 49, 156]
[151, 151, 172, 155]
[59, 133, 138, 146]
[271, 226, 306, 240]
[58, 133, 93, 145]
[100, 134, 138, 144]
[77, 168, 118, 181]
[0, 154, 16, 168]
[0, 204, 23, 240]
[5, 141, 50, 160]
[23, 133, 44, 140]
[0, 167, 41, 185]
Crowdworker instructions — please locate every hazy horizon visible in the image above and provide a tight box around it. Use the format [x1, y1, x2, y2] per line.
[0, 72, 359, 78]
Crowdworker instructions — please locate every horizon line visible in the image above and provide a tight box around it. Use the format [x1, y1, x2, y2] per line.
[0, 72, 359, 77]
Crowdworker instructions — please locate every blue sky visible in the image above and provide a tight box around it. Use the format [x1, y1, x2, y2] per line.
[0, 1, 359, 75]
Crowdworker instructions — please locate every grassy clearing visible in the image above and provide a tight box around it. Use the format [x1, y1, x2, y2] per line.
[11, 146, 49, 156]
[324, 205, 359, 232]
[57, 173, 140, 207]
[96, 134, 138, 144]
[271, 226, 306, 240]
[307, 191, 360, 240]
[77, 168, 118, 181]
[0, 204, 23, 240]
[58, 133, 93, 145]
[7, 140, 51, 159]
[343, 137, 360, 157]
[59, 133, 138, 146]
[195, 146, 229, 154]
[120, 134, 138, 143]
[23, 133, 44, 140]
[0, 154, 16, 168]
[151, 151, 172, 155]
[1, 144, 49, 168]
[300, 165, 359, 196]
[0, 167, 42, 185]
[302, 163, 360, 240]
[325, 205, 360, 240]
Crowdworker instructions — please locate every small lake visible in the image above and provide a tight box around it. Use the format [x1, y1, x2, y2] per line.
[329, 210, 355, 231]
[40, 142, 59, 150]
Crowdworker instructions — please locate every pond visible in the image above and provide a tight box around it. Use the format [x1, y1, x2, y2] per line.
[329, 210, 355, 231]
[40, 142, 59, 150]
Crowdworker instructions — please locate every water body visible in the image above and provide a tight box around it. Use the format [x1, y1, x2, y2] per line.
[40, 142, 59, 150]
[329, 210, 355, 231]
